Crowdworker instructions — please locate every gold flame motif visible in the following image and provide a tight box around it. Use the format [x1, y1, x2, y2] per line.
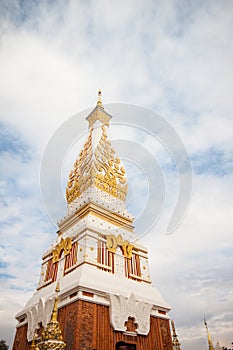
[106, 234, 134, 258]
[52, 238, 72, 263]
[66, 124, 128, 204]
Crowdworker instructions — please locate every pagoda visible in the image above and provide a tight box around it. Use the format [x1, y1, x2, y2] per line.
[171, 320, 181, 350]
[204, 319, 216, 350]
[12, 92, 173, 350]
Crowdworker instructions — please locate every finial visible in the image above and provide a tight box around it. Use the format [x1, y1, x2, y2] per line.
[97, 89, 104, 109]
[30, 337, 36, 350]
[204, 318, 215, 350]
[55, 281, 60, 293]
[30, 333, 39, 350]
[38, 281, 66, 349]
[51, 282, 60, 322]
[171, 320, 176, 334]
[171, 320, 181, 350]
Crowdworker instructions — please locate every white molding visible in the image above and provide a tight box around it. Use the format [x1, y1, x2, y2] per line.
[109, 293, 153, 335]
[26, 297, 55, 342]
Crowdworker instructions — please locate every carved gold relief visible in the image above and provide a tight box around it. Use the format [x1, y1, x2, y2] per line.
[66, 121, 128, 204]
[52, 237, 72, 263]
[87, 110, 110, 127]
[106, 234, 133, 259]
[66, 127, 93, 204]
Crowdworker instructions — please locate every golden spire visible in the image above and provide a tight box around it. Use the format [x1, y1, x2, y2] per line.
[66, 94, 128, 204]
[37, 282, 66, 350]
[30, 336, 36, 350]
[30, 335, 38, 350]
[204, 318, 215, 350]
[51, 281, 60, 322]
[97, 89, 104, 109]
[30, 334, 39, 350]
[171, 320, 181, 350]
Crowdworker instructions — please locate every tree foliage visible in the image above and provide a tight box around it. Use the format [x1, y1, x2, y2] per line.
[0, 340, 9, 350]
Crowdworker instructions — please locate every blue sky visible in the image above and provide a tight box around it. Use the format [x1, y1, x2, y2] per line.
[0, 0, 233, 348]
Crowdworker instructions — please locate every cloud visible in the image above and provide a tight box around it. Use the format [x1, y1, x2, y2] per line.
[146, 171, 233, 348]
[191, 148, 233, 176]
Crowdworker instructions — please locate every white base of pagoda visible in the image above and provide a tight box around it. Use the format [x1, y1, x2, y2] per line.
[16, 263, 170, 341]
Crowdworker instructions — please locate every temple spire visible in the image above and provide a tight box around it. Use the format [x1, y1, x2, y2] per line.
[171, 320, 181, 350]
[37, 282, 66, 350]
[204, 318, 215, 350]
[51, 281, 60, 322]
[30, 336, 38, 350]
[66, 99, 128, 205]
[97, 89, 104, 109]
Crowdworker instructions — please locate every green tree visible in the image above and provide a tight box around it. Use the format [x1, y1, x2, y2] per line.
[0, 340, 9, 350]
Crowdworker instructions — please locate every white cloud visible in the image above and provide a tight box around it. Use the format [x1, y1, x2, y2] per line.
[144, 171, 233, 347]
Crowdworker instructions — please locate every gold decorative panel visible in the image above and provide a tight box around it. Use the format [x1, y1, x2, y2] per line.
[106, 234, 134, 258]
[52, 237, 72, 263]
[66, 124, 128, 204]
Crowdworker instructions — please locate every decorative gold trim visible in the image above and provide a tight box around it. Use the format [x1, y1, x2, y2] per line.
[66, 118, 128, 204]
[37, 283, 66, 350]
[75, 202, 133, 231]
[52, 237, 72, 263]
[59, 201, 133, 233]
[106, 234, 134, 259]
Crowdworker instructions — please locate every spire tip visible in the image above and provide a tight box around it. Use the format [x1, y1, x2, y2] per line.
[55, 281, 60, 293]
[97, 89, 104, 109]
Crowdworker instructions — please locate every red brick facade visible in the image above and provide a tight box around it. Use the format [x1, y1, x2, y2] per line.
[12, 299, 173, 350]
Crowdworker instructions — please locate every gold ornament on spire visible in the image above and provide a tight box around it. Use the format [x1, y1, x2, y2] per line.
[93, 125, 127, 196]
[52, 238, 72, 263]
[30, 335, 39, 350]
[171, 320, 181, 350]
[97, 89, 104, 109]
[66, 101, 128, 204]
[37, 282, 66, 350]
[51, 282, 60, 322]
[204, 318, 215, 350]
[86, 90, 111, 128]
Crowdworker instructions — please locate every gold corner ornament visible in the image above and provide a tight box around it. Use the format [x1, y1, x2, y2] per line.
[52, 238, 72, 263]
[106, 234, 134, 258]
[66, 124, 128, 204]
[37, 284, 66, 350]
